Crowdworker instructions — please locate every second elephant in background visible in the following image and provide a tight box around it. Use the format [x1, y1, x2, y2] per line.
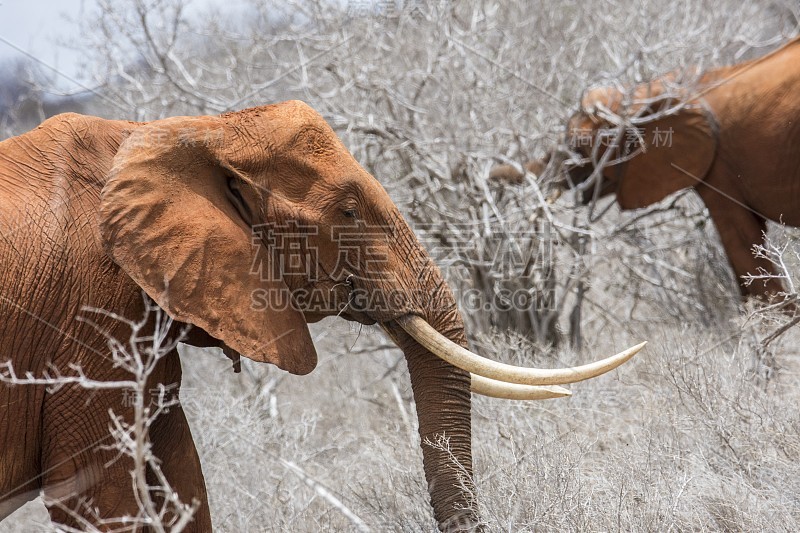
[494, 35, 800, 300]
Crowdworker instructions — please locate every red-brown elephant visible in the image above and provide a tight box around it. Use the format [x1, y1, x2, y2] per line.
[0, 101, 643, 531]
[495, 36, 800, 300]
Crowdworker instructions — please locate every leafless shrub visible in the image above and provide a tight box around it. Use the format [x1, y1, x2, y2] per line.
[735, 225, 800, 386]
[66, 0, 794, 348]
[0, 59, 51, 137]
[6, 311, 800, 531]
[0, 297, 198, 532]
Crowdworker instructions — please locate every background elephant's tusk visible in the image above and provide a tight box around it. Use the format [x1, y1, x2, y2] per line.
[470, 374, 572, 400]
[396, 315, 646, 386]
[546, 188, 563, 204]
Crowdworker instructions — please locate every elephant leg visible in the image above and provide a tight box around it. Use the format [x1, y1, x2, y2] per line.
[0, 489, 40, 522]
[0, 382, 44, 520]
[143, 344, 212, 531]
[40, 347, 210, 531]
[40, 406, 211, 531]
[40, 385, 143, 529]
[698, 184, 785, 299]
[148, 402, 212, 531]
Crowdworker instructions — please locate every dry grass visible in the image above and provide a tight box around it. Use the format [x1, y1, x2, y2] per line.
[5, 319, 800, 531]
[173, 321, 800, 531]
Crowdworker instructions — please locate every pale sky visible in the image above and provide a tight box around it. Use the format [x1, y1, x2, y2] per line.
[0, 0, 94, 89]
[0, 0, 251, 92]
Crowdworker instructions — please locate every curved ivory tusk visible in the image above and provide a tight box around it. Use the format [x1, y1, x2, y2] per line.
[396, 314, 645, 386]
[470, 374, 571, 400]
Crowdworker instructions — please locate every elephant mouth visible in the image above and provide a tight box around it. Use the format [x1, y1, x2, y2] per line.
[336, 276, 412, 326]
[566, 163, 618, 205]
[340, 308, 378, 326]
[293, 276, 378, 325]
[567, 162, 595, 187]
[579, 175, 618, 205]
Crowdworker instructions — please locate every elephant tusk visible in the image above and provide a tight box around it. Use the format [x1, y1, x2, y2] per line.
[470, 374, 571, 400]
[545, 188, 562, 204]
[396, 314, 645, 386]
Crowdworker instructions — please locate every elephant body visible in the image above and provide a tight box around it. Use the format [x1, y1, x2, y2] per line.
[668, 39, 800, 296]
[0, 115, 214, 526]
[702, 50, 800, 228]
[698, 48, 800, 295]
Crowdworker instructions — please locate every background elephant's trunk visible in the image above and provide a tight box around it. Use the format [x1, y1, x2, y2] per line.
[390, 256, 479, 531]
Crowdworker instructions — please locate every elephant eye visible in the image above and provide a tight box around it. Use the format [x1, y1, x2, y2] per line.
[226, 176, 254, 225]
[343, 209, 358, 219]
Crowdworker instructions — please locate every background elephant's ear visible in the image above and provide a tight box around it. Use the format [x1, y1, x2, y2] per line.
[617, 108, 717, 209]
[99, 117, 317, 375]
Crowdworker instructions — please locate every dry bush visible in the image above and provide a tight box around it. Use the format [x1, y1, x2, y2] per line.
[73, 0, 797, 343]
[0, 59, 84, 138]
[0, 301, 198, 532]
[3, 0, 800, 531]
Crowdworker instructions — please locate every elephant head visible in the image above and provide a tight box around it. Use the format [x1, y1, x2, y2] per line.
[491, 75, 718, 212]
[554, 77, 718, 209]
[487, 157, 550, 185]
[97, 101, 643, 530]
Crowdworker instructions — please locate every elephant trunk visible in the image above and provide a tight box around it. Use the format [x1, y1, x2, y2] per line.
[403, 338, 476, 531]
[394, 258, 479, 531]
[378, 223, 645, 529]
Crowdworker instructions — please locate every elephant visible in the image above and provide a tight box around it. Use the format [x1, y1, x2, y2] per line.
[494, 36, 800, 300]
[0, 101, 644, 531]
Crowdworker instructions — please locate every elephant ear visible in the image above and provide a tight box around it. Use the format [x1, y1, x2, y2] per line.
[99, 117, 317, 375]
[616, 107, 717, 209]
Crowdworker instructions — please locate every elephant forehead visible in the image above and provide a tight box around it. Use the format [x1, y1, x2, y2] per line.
[224, 102, 354, 169]
[581, 86, 623, 111]
[284, 125, 346, 161]
[224, 101, 339, 150]
[566, 113, 605, 148]
[567, 113, 597, 132]
[115, 101, 364, 184]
